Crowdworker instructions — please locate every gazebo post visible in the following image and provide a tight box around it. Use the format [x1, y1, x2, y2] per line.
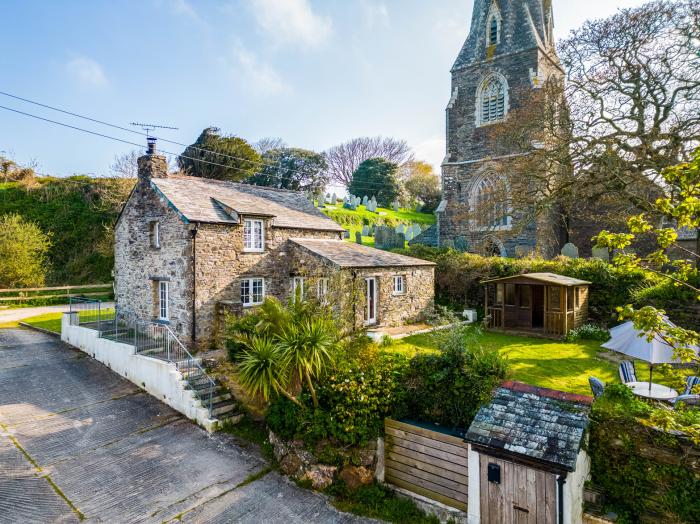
[484, 285, 489, 328]
[563, 286, 568, 336]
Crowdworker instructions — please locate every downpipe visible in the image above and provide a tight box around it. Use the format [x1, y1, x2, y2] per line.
[557, 473, 567, 524]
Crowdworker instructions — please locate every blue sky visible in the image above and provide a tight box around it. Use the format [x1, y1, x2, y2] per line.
[1, 0, 648, 180]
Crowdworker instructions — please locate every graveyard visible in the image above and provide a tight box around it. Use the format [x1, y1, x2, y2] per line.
[318, 193, 436, 248]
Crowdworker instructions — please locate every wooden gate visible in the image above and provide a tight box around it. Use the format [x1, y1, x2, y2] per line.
[384, 419, 468, 511]
[479, 455, 557, 524]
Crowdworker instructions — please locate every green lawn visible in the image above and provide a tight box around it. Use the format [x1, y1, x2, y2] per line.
[321, 203, 436, 247]
[388, 328, 681, 396]
[0, 309, 115, 334]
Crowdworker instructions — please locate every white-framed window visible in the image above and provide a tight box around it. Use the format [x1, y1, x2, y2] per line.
[292, 277, 305, 302]
[393, 275, 406, 295]
[158, 280, 169, 321]
[150, 221, 161, 249]
[240, 278, 265, 307]
[317, 278, 329, 304]
[243, 219, 264, 252]
[470, 173, 512, 230]
[477, 75, 508, 126]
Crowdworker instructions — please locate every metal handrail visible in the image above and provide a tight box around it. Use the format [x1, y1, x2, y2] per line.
[72, 302, 216, 418]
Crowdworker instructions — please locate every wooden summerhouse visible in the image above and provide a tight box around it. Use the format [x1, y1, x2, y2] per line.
[482, 273, 591, 338]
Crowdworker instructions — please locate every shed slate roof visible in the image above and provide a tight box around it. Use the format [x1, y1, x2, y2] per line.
[465, 381, 591, 472]
[150, 175, 344, 232]
[482, 272, 591, 287]
[290, 239, 436, 269]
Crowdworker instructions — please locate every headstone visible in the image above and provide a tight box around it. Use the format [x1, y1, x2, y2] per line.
[591, 246, 610, 261]
[355, 232, 362, 244]
[362, 195, 369, 206]
[331, 192, 338, 204]
[416, 203, 423, 213]
[395, 224, 405, 234]
[370, 196, 377, 209]
[561, 243, 579, 259]
[392, 201, 400, 212]
[362, 225, 370, 236]
[374, 226, 405, 250]
[412, 224, 422, 237]
[405, 228, 414, 242]
[343, 230, 350, 239]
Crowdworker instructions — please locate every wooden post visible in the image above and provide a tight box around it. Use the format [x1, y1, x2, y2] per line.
[562, 286, 568, 336]
[484, 285, 489, 328]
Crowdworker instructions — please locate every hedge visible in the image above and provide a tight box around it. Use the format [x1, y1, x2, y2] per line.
[397, 246, 659, 326]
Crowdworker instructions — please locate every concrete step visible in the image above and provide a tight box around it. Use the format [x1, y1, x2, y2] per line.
[211, 400, 238, 417]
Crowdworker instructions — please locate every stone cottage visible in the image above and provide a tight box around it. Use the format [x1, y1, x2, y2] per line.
[114, 145, 435, 348]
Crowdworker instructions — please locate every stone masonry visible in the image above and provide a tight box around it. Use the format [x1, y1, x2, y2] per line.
[439, 0, 565, 257]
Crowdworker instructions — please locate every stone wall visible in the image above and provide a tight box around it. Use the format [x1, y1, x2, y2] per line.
[114, 177, 194, 341]
[193, 223, 341, 348]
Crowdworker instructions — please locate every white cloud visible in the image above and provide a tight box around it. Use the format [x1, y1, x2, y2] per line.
[413, 137, 446, 172]
[170, 0, 206, 26]
[248, 0, 332, 48]
[66, 57, 107, 87]
[361, 1, 389, 29]
[232, 45, 290, 95]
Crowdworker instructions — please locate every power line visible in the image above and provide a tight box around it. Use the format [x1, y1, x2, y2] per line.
[0, 100, 405, 193]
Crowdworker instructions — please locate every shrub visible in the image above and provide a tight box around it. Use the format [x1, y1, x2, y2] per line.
[0, 213, 52, 288]
[397, 325, 509, 431]
[565, 324, 609, 342]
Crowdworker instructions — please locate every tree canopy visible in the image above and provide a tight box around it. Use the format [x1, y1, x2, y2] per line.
[247, 148, 329, 193]
[402, 161, 442, 213]
[348, 158, 402, 207]
[0, 214, 51, 288]
[324, 136, 413, 188]
[178, 127, 261, 181]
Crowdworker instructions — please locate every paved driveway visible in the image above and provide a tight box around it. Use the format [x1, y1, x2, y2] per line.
[0, 329, 369, 523]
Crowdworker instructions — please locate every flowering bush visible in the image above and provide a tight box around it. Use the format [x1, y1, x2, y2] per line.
[565, 324, 609, 342]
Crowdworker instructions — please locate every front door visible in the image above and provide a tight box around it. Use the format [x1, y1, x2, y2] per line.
[532, 286, 544, 329]
[365, 277, 377, 325]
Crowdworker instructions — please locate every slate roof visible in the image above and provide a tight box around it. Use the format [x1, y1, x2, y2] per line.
[482, 272, 591, 287]
[408, 225, 439, 248]
[290, 239, 436, 269]
[150, 175, 344, 232]
[465, 381, 592, 472]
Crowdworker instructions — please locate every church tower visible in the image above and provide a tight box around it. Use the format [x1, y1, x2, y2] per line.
[438, 0, 564, 257]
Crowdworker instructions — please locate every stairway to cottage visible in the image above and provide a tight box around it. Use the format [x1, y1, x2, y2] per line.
[97, 322, 241, 425]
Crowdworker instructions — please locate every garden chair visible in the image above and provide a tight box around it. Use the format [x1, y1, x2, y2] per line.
[682, 376, 700, 396]
[618, 360, 637, 384]
[673, 394, 700, 409]
[588, 377, 605, 399]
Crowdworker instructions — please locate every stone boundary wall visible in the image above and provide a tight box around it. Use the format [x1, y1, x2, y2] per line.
[60, 313, 217, 432]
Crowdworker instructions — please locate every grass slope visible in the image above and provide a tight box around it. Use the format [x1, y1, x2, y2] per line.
[0, 177, 132, 285]
[321, 203, 435, 247]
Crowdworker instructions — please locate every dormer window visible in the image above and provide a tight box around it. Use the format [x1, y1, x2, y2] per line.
[243, 219, 264, 252]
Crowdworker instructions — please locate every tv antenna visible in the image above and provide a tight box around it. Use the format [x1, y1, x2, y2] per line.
[130, 122, 179, 138]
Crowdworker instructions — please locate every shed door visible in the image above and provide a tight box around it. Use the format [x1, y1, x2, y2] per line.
[480, 456, 557, 524]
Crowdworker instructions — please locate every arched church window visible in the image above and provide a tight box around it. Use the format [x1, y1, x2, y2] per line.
[471, 174, 511, 229]
[477, 75, 507, 125]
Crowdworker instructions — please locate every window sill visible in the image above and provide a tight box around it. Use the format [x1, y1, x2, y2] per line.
[475, 119, 506, 129]
[242, 249, 265, 254]
[154, 318, 170, 325]
[392, 292, 406, 297]
[242, 302, 264, 308]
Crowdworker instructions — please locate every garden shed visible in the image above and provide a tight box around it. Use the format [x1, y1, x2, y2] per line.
[482, 273, 591, 337]
[464, 382, 592, 524]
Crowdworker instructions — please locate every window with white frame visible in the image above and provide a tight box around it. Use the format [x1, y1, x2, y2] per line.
[150, 221, 161, 249]
[243, 219, 264, 252]
[292, 277, 305, 302]
[393, 275, 406, 295]
[317, 278, 329, 304]
[240, 278, 265, 307]
[471, 174, 511, 230]
[158, 280, 169, 320]
[477, 75, 507, 125]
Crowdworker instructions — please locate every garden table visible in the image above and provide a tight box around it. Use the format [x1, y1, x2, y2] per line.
[626, 381, 678, 401]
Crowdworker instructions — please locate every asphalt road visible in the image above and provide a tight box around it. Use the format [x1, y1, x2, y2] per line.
[0, 328, 369, 523]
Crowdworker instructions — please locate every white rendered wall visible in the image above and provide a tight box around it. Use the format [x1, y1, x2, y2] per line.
[467, 444, 480, 524]
[564, 450, 590, 524]
[61, 313, 216, 432]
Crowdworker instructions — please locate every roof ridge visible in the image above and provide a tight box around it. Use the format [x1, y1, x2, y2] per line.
[500, 380, 593, 406]
[167, 174, 309, 195]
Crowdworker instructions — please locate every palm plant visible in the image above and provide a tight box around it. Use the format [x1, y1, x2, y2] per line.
[278, 318, 337, 408]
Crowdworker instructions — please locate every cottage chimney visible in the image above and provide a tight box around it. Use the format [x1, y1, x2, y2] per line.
[137, 138, 168, 180]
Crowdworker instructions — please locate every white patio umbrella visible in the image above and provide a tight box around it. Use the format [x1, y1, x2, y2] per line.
[603, 320, 699, 392]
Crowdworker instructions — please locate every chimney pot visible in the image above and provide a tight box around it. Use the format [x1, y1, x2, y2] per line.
[147, 137, 157, 155]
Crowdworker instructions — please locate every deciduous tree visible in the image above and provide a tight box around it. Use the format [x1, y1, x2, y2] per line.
[348, 158, 402, 207]
[402, 161, 442, 213]
[247, 148, 329, 193]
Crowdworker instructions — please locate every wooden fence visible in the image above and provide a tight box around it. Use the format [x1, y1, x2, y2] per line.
[384, 419, 469, 511]
[0, 283, 113, 302]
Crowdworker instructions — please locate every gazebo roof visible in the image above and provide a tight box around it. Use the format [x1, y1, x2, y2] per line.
[482, 272, 591, 287]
